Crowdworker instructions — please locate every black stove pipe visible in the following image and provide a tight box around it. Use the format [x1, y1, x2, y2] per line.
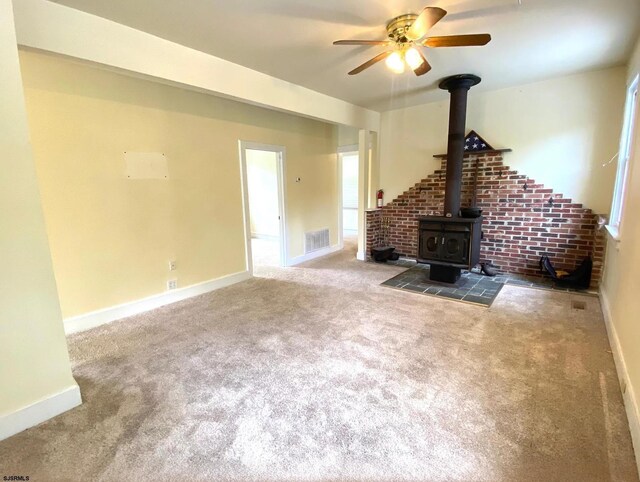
[438, 74, 481, 217]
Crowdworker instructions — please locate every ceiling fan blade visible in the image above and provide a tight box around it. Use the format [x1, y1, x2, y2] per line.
[348, 51, 393, 75]
[413, 50, 432, 76]
[334, 40, 390, 46]
[406, 7, 447, 41]
[423, 34, 492, 48]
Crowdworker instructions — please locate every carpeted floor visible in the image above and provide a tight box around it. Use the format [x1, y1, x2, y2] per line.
[1, 239, 637, 481]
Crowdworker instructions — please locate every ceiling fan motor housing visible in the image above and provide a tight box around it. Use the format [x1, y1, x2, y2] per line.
[387, 14, 418, 43]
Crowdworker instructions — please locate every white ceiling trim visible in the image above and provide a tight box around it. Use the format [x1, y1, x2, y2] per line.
[13, 0, 380, 131]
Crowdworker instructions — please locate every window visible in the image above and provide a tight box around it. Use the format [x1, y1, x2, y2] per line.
[608, 74, 639, 240]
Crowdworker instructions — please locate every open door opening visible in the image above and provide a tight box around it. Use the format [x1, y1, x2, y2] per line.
[239, 142, 287, 273]
[340, 151, 359, 251]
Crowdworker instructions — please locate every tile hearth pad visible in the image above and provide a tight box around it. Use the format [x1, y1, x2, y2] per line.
[382, 264, 503, 307]
[380, 260, 597, 306]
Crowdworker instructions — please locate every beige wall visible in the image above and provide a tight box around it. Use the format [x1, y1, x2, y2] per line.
[380, 67, 626, 214]
[14, 0, 379, 132]
[0, 2, 77, 424]
[338, 125, 359, 148]
[600, 35, 640, 474]
[20, 49, 339, 319]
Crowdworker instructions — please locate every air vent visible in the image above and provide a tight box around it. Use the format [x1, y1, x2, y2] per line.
[572, 300, 586, 310]
[305, 229, 330, 254]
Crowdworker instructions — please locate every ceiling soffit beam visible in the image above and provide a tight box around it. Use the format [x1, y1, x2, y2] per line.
[12, 0, 380, 132]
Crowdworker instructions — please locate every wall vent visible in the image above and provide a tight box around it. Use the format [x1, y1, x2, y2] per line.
[305, 229, 330, 254]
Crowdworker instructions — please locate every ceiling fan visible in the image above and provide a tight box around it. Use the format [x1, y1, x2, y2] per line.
[333, 6, 491, 76]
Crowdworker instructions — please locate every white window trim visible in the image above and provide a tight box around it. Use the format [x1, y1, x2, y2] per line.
[607, 74, 639, 241]
[605, 223, 620, 241]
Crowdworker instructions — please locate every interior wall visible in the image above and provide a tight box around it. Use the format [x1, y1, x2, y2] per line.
[0, 1, 78, 429]
[14, 0, 380, 132]
[338, 125, 359, 148]
[246, 149, 279, 238]
[380, 67, 627, 215]
[20, 49, 339, 320]
[600, 34, 640, 475]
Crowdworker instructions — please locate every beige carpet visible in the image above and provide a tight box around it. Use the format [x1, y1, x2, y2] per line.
[1, 239, 637, 481]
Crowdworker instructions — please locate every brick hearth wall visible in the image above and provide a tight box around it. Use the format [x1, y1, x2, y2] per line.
[366, 153, 606, 287]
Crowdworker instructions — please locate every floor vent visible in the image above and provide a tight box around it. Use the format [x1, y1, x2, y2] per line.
[305, 229, 330, 253]
[572, 300, 586, 310]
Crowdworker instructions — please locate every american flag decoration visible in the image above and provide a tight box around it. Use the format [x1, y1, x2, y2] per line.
[463, 130, 494, 152]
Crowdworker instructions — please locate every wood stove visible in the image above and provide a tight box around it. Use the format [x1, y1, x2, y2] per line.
[417, 216, 482, 283]
[417, 74, 482, 284]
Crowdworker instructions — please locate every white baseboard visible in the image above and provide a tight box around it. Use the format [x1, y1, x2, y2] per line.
[600, 288, 640, 476]
[288, 243, 342, 266]
[64, 270, 251, 334]
[0, 384, 81, 442]
[356, 250, 365, 261]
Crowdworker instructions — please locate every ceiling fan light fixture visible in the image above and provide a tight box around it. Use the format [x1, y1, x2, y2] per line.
[385, 50, 405, 73]
[334, 6, 491, 76]
[405, 47, 425, 70]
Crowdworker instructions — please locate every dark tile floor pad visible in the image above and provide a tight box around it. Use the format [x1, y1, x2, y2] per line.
[382, 264, 504, 306]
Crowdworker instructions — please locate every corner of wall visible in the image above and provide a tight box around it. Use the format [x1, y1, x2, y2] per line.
[0, 384, 81, 442]
[600, 288, 640, 477]
[1, 0, 80, 442]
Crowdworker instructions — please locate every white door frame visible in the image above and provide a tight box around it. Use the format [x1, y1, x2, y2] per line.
[238, 141, 288, 274]
[337, 144, 359, 249]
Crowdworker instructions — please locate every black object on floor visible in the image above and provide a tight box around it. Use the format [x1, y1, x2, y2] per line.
[371, 246, 396, 262]
[481, 262, 498, 277]
[540, 256, 592, 289]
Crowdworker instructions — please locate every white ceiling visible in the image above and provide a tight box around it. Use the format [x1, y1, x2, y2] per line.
[48, 0, 640, 112]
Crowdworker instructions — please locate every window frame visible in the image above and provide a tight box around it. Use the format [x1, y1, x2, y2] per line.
[607, 74, 639, 241]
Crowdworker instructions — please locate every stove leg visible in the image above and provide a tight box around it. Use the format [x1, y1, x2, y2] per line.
[429, 265, 462, 284]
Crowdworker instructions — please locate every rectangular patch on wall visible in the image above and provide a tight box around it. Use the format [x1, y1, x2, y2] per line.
[124, 152, 169, 179]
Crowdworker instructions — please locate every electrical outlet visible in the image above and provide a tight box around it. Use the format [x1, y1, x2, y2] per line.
[167, 279, 178, 290]
[169, 260, 176, 271]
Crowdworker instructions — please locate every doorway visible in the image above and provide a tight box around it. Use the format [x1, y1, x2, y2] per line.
[339, 149, 359, 245]
[239, 142, 287, 273]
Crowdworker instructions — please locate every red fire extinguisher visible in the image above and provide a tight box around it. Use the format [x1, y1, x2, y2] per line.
[376, 189, 384, 208]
